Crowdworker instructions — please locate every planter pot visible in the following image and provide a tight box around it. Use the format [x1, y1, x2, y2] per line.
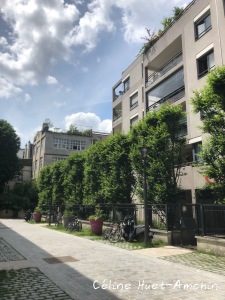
[34, 212, 42, 223]
[89, 219, 103, 235]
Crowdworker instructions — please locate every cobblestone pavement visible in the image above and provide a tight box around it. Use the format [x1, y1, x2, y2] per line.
[160, 252, 225, 277]
[1, 219, 225, 299]
[0, 238, 25, 262]
[0, 267, 72, 300]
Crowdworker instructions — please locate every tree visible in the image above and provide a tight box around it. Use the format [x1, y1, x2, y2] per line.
[12, 179, 38, 209]
[37, 165, 53, 208]
[192, 66, 225, 202]
[129, 105, 186, 204]
[63, 152, 85, 205]
[0, 119, 21, 192]
[83, 134, 134, 205]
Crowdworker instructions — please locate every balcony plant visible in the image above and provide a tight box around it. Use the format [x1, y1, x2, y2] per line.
[33, 206, 42, 223]
[89, 205, 105, 235]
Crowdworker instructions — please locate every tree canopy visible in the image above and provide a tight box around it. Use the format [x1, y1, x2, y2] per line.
[0, 119, 21, 192]
[192, 66, 225, 202]
[129, 105, 186, 204]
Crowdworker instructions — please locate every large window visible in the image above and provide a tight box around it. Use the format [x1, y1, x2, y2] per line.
[130, 92, 138, 110]
[147, 68, 184, 109]
[53, 138, 86, 150]
[124, 77, 130, 93]
[130, 115, 138, 127]
[197, 50, 215, 79]
[70, 140, 86, 150]
[195, 12, 211, 40]
[192, 142, 202, 162]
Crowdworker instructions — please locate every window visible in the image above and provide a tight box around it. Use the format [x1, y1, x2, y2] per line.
[192, 142, 202, 162]
[70, 140, 86, 150]
[53, 138, 69, 149]
[197, 50, 215, 79]
[40, 139, 44, 151]
[147, 68, 184, 109]
[123, 78, 130, 93]
[40, 157, 43, 169]
[195, 12, 211, 40]
[130, 92, 138, 110]
[130, 115, 138, 127]
[52, 157, 67, 163]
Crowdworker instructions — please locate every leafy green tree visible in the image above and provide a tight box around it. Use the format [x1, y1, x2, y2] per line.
[129, 105, 186, 204]
[99, 134, 135, 204]
[51, 161, 67, 206]
[0, 119, 21, 192]
[83, 134, 134, 204]
[12, 179, 38, 209]
[37, 165, 53, 208]
[192, 66, 225, 202]
[63, 152, 85, 205]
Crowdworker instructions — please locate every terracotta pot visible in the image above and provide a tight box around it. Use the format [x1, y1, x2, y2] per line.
[34, 212, 42, 223]
[89, 219, 103, 235]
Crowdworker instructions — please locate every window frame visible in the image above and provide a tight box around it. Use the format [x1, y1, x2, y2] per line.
[197, 49, 215, 79]
[130, 92, 138, 110]
[195, 11, 212, 41]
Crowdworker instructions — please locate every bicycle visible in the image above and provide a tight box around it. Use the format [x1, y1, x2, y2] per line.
[108, 221, 124, 243]
[102, 223, 114, 240]
[66, 217, 82, 232]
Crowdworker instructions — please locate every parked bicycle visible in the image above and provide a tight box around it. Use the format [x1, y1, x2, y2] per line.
[66, 217, 82, 232]
[102, 222, 123, 243]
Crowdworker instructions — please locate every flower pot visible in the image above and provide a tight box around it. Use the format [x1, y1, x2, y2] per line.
[89, 219, 103, 235]
[33, 212, 42, 223]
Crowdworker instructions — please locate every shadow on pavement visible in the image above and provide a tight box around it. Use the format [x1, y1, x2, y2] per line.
[0, 219, 120, 300]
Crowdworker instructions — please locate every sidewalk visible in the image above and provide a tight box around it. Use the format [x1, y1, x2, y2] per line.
[1, 219, 225, 299]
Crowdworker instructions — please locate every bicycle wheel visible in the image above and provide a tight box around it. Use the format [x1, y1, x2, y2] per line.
[102, 228, 110, 239]
[109, 228, 121, 243]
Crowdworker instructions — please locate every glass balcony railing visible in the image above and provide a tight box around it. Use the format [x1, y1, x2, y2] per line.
[146, 52, 183, 88]
[148, 86, 185, 112]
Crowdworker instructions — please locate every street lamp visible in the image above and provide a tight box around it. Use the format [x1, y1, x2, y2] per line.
[139, 147, 150, 246]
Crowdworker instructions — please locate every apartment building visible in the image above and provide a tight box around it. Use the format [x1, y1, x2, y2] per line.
[32, 123, 110, 178]
[112, 0, 225, 203]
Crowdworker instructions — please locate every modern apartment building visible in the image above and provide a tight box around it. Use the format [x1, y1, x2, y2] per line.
[32, 123, 110, 178]
[112, 0, 225, 203]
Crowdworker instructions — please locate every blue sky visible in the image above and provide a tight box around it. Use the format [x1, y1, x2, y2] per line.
[0, 0, 188, 148]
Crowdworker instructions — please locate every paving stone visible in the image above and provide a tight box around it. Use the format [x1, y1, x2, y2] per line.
[0, 268, 72, 299]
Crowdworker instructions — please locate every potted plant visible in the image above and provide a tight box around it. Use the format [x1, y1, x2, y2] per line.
[33, 207, 42, 223]
[89, 205, 105, 235]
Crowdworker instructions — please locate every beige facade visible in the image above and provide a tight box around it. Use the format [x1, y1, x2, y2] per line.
[112, 0, 225, 202]
[32, 123, 110, 178]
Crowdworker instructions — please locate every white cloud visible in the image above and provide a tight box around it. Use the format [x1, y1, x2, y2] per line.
[46, 76, 58, 85]
[0, 0, 188, 99]
[0, 77, 22, 98]
[64, 112, 112, 133]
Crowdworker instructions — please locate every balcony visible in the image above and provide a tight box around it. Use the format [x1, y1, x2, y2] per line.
[146, 52, 183, 88]
[148, 86, 185, 112]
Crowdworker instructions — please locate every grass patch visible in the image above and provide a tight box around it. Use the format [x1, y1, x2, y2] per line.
[44, 224, 167, 249]
[195, 249, 225, 258]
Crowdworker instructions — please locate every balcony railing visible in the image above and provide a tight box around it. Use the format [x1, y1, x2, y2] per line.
[148, 86, 185, 112]
[146, 52, 183, 88]
[113, 114, 122, 123]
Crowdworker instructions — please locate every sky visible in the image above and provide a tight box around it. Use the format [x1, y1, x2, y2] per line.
[0, 0, 188, 148]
